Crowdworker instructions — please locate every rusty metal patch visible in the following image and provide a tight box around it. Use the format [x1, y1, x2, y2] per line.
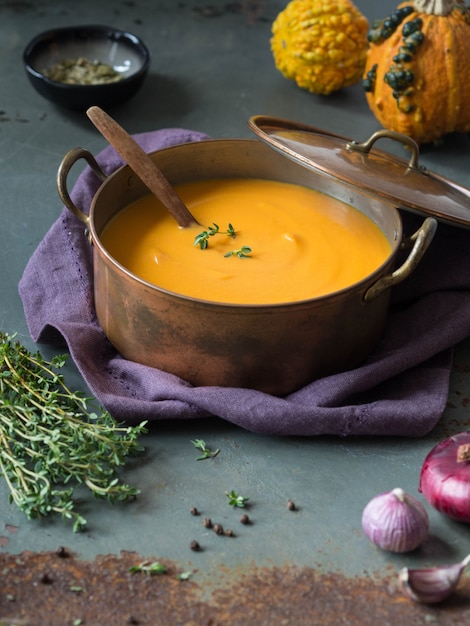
[1, 549, 470, 624]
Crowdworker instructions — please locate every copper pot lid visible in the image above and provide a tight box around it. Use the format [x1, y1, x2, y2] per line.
[248, 115, 470, 229]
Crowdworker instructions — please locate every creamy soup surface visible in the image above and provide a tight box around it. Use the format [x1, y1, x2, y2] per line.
[100, 178, 392, 304]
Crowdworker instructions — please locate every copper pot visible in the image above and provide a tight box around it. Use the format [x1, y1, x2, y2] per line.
[57, 137, 436, 395]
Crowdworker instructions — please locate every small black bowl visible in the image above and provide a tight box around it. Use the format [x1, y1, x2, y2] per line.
[23, 25, 150, 110]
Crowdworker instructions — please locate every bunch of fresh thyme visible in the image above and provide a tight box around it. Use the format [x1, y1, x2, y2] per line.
[0, 332, 147, 532]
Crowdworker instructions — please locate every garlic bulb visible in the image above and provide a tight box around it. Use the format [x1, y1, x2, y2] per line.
[399, 554, 470, 603]
[362, 488, 429, 553]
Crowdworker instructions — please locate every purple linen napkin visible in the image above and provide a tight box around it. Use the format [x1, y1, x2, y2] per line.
[18, 128, 470, 436]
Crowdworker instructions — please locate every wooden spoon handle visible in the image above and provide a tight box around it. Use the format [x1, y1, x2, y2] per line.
[86, 106, 198, 228]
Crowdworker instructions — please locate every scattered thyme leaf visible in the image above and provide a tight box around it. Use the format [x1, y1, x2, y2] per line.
[226, 490, 249, 508]
[129, 561, 167, 576]
[0, 332, 147, 532]
[177, 571, 192, 581]
[224, 246, 252, 259]
[191, 438, 220, 460]
[194, 222, 238, 250]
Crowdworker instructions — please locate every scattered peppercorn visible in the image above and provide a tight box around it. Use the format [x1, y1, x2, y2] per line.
[203, 517, 213, 529]
[213, 523, 224, 535]
[240, 513, 251, 525]
[190, 507, 199, 516]
[39, 573, 54, 585]
[190, 540, 201, 551]
[287, 499, 297, 511]
[225, 529, 235, 537]
[56, 546, 70, 558]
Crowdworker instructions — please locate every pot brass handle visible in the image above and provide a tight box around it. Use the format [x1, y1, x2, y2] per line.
[346, 129, 420, 170]
[364, 217, 437, 302]
[56, 147, 107, 226]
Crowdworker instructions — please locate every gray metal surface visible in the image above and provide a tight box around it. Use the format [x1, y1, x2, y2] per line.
[1, 0, 470, 621]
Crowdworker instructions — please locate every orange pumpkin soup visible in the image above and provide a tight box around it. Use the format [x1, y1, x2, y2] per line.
[100, 178, 391, 304]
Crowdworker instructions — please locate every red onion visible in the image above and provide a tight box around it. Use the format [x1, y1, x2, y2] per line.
[419, 431, 470, 523]
[362, 488, 429, 553]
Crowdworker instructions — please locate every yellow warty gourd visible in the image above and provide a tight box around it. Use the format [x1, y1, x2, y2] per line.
[271, 0, 369, 94]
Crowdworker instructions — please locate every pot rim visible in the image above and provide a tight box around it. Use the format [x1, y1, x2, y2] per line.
[88, 139, 404, 310]
[92, 227, 400, 310]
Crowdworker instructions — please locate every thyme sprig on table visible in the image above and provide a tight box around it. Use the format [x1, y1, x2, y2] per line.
[129, 561, 167, 576]
[226, 490, 249, 508]
[0, 332, 147, 532]
[191, 438, 220, 460]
